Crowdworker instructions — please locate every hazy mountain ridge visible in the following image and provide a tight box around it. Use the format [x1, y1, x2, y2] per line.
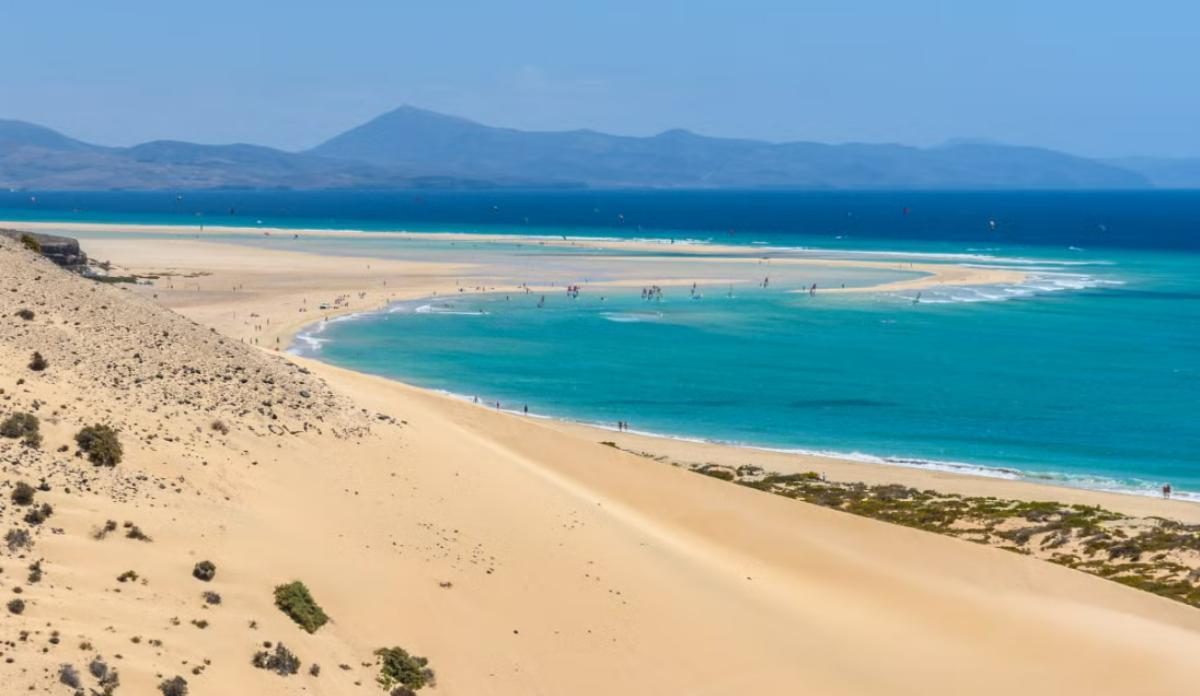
[0, 107, 1183, 190]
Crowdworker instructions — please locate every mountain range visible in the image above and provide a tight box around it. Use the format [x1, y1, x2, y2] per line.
[1, 106, 1195, 190]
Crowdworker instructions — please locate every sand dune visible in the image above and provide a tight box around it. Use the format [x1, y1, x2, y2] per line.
[1, 232, 1198, 695]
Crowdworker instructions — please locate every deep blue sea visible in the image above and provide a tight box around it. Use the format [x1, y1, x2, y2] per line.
[3, 190, 1198, 497]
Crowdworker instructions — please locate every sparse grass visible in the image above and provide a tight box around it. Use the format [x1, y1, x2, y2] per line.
[375, 646, 434, 691]
[19, 233, 40, 253]
[274, 581, 329, 633]
[75, 424, 123, 466]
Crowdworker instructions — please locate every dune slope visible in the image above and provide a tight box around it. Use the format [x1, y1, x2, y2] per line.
[1, 235, 1199, 695]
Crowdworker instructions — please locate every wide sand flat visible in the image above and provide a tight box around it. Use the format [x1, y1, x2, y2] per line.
[1, 230, 1197, 695]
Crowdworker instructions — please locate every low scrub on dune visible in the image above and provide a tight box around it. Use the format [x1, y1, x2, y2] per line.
[252, 642, 302, 676]
[274, 581, 329, 633]
[1, 412, 42, 448]
[11, 481, 36, 506]
[28, 351, 48, 371]
[375, 646, 435, 691]
[75, 424, 123, 466]
[192, 560, 216, 582]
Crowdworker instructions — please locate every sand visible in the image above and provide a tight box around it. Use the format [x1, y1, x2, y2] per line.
[1, 229, 1198, 695]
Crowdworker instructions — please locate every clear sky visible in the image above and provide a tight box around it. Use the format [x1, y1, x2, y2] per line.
[3, 1, 1196, 157]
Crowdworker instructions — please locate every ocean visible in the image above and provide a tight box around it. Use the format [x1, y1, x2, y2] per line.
[3, 189, 1198, 497]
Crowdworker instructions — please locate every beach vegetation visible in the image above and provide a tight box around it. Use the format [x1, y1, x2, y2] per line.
[59, 663, 81, 688]
[252, 643, 301, 675]
[28, 351, 48, 371]
[375, 646, 434, 691]
[653, 452, 1200, 611]
[24, 503, 53, 525]
[11, 481, 36, 505]
[159, 676, 188, 696]
[6, 528, 31, 551]
[274, 581, 329, 633]
[7, 598, 25, 614]
[15, 308, 34, 320]
[75, 424, 122, 466]
[2, 412, 41, 448]
[193, 560, 216, 581]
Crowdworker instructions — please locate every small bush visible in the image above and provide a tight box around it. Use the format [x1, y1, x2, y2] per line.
[375, 646, 434, 691]
[117, 570, 139, 583]
[11, 481, 35, 505]
[75, 424, 123, 466]
[159, 676, 188, 696]
[24, 503, 53, 525]
[28, 351, 48, 371]
[89, 657, 109, 679]
[252, 643, 301, 676]
[210, 420, 229, 435]
[7, 598, 25, 615]
[192, 560, 216, 582]
[0, 412, 38, 439]
[59, 663, 82, 688]
[5, 528, 31, 551]
[274, 581, 329, 633]
[202, 591, 221, 605]
[15, 308, 34, 321]
[125, 525, 151, 541]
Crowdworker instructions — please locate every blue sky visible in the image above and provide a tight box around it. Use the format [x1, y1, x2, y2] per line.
[3, 1, 1197, 157]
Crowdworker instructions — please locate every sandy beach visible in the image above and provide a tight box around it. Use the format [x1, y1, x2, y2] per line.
[2, 227, 1199, 695]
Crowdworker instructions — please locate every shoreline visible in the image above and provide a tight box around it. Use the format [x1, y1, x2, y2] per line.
[29, 224, 1188, 515]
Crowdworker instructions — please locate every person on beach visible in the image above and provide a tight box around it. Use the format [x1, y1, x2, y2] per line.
[1164, 484, 1172, 499]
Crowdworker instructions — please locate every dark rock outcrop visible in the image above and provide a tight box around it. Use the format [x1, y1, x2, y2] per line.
[0, 229, 88, 269]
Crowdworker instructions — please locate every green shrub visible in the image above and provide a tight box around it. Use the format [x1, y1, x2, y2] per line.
[375, 646, 434, 691]
[24, 503, 53, 525]
[15, 308, 34, 321]
[75, 424, 123, 466]
[7, 598, 25, 615]
[158, 676, 188, 696]
[252, 643, 301, 675]
[28, 351, 48, 371]
[11, 481, 35, 506]
[1, 412, 41, 448]
[273, 581, 329, 633]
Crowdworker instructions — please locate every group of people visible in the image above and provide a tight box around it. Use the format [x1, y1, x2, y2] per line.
[640, 285, 664, 301]
[565, 284, 582, 298]
[616, 420, 631, 432]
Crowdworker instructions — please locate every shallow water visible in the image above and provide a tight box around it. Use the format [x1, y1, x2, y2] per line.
[6, 190, 1199, 496]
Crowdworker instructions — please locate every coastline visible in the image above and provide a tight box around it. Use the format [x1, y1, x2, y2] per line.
[5, 227, 1200, 694]
[63, 226, 1195, 515]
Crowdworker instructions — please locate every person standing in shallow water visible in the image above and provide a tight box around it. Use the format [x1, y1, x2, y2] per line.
[1163, 484, 1172, 499]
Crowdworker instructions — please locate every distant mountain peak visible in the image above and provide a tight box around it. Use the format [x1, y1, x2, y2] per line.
[0, 106, 1166, 190]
